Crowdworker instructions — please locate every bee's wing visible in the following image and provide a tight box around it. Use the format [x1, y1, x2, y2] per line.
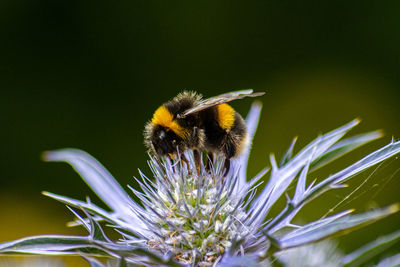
[178, 89, 265, 118]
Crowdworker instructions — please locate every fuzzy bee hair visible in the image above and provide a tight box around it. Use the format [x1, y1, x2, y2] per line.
[144, 90, 263, 161]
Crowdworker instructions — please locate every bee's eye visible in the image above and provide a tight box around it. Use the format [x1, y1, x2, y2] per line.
[159, 130, 166, 140]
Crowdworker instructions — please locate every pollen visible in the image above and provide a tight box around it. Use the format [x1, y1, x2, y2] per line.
[216, 103, 235, 130]
[152, 105, 189, 138]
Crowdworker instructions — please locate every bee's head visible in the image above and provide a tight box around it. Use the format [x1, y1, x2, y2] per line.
[145, 105, 192, 157]
[146, 124, 181, 156]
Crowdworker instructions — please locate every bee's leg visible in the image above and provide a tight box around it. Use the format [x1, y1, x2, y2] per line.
[223, 159, 231, 177]
[193, 149, 201, 176]
[180, 153, 191, 174]
[167, 153, 176, 172]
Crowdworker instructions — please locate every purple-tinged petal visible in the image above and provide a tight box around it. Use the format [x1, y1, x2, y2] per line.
[277, 205, 399, 249]
[238, 102, 262, 189]
[310, 139, 400, 196]
[343, 229, 400, 266]
[292, 147, 314, 204]
[218, 255, 260, 267]
[43, 149, 146, 228]
[250, 119, 360, 226]
[310, 130, 383, 171]
[271, 209, 353, 237]
[43, 191, 149, 238]
[280, 137, 297, 167]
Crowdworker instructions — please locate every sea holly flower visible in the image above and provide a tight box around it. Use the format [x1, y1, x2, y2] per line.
[1, 102, 400, 266]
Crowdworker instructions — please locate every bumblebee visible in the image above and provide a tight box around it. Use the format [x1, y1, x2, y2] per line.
[144, 90, 264, 172]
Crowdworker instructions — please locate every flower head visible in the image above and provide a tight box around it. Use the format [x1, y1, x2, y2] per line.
[1, 103, 400, 266]
[136, 152, 253, 265]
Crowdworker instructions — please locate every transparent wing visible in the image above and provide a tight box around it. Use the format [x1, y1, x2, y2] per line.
[178, 89, 265, 118]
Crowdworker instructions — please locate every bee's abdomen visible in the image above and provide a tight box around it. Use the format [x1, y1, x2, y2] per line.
[201, 106, 247, 159]
[216, 104, 235, 130]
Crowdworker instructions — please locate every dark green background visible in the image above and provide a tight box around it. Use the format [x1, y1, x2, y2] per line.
[1, 1, 400, 264]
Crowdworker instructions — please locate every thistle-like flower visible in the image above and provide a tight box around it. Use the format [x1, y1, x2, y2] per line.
[1, 103, 400, 266]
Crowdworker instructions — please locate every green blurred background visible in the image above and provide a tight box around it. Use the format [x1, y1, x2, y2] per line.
[1, 1, 400, 265]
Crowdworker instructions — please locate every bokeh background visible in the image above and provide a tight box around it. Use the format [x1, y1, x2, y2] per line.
[1, 1, 400, 266]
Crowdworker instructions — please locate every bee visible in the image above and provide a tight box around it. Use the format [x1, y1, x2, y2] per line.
[144, 89, 264, 173]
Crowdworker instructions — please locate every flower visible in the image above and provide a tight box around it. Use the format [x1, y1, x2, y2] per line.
[1, 102, 400, 266]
